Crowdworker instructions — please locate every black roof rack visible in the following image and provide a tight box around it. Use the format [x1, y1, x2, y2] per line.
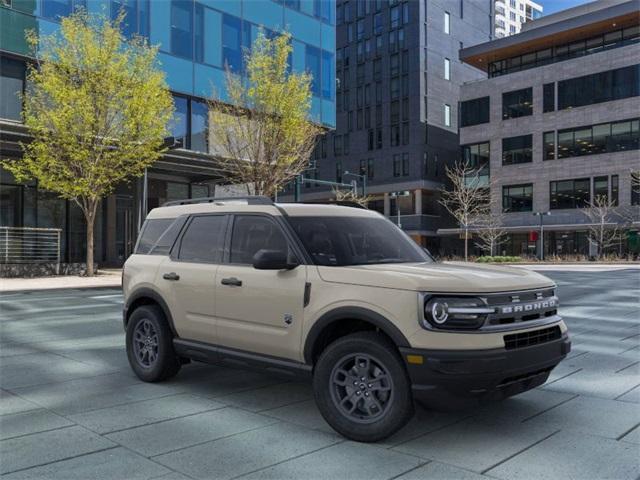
[162, 195, 274, 207]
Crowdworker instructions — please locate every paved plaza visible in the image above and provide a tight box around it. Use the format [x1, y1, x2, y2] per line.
[0, 268, 639, 479]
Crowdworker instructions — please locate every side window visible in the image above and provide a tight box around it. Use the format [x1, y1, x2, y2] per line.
[229, 216, 289, 265]
[149, 217, 186, 255]
[178, 215, 226, 263]
[135, 218, 174, 254]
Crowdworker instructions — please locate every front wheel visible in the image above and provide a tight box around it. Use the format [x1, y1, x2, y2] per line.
[126, 305, 181, 382]
[313, 332, 414, 442]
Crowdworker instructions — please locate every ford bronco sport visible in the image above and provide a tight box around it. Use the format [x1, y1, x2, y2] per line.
[122, 196, 570, 442]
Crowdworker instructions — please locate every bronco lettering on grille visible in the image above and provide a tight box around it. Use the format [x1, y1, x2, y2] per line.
[499, 298, 557, 315]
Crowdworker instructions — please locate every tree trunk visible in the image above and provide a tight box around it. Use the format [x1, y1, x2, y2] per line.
[464, 226, 469, 262]
[84, 200, 98, 277]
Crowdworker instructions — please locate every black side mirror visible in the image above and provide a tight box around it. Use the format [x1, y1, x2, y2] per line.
[252, 249, 299, 270]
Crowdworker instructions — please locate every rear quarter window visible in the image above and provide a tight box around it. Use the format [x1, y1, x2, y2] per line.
[135, 218, 175, 254]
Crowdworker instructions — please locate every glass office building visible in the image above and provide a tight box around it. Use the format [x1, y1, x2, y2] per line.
[0, 0, 335, 268]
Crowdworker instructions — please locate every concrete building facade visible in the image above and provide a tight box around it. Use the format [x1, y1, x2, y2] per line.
[494, 0, 542, 38]
[288, 0, 492, 253]
[457, 0, 639, 257]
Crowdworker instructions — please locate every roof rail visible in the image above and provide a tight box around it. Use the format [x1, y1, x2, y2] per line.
[162, 195, 274, 207]
[298, 200, 367, 209]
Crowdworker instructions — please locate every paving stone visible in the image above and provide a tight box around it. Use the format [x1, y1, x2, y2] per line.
[154, 422, 340, 479]
[393, 417, 557, 473]
[69, 394, 225, 434]
[560, 352, 637, 373]
[618, 385, 640, 403]
[216, 382, 312, 412]
[261, 399, 334, 433]
[0, 353, 117, 389]
[0, 426, 115, 475]
[106, 407, 279, 457]
[0, 343, 39, 357]
[0, 409, 73, 440]
[13, 373, 185, 415]
[487, 431, 640, 480]
[620, 425, 640, 445]
[524, 395, 640, 439]
[3, 447, 169, 480]
[475, 388, 574, 422]
[395, 461, 491, 480]
[238, 441, 423, 480]
[183, 370, 283, 399]
[543, 369, 640, 399]
[0, 390, 40, 416]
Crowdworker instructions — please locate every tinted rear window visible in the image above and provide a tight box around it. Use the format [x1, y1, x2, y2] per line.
[178, 215, 227, 263]
[135, 219, 174, 254]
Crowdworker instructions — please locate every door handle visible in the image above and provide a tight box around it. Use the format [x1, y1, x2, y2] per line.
[163, 272, 180, 281]
[221, 277, 242, 287]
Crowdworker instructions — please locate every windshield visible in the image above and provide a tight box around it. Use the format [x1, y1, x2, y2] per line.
[287, 215, 431, 266]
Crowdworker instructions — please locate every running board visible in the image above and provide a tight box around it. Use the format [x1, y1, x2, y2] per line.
[173, 339, 312, 379]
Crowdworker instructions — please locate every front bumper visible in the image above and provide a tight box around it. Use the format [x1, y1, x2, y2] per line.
[399, 333, 571, 409]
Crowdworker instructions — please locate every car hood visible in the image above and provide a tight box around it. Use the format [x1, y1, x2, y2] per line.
[316, 261, 554, 293]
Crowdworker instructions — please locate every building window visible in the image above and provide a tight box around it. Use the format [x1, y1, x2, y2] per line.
[402, 153, 409, 176]
[558, 64, 640, 110]
[170, 0, 194, 59]
[632, 172, 640, 206]
[305, 45, 321, 97]
[502, 134, 532, 165]
[0, 57, 25, 121]
[444, 58, 450, 80]
[336, 161, 343, 183]
[390, 5, 400, 29]
[461, 142, 490, 181]
[376, 129, 383, 149]
[374, 12, 383, 34]
[170, 95, 189, 148]
[391, 125, 400, 146]
[334, 135, 342, 156]
[550, 178, 591, 210]
[368, 129, 374, 150]
[460, 96, 489, 127]
[557, 118, 639, 159]
[594, 175, 608, 202]
[502, 87, 532, 119]
[393, 155, 401, 176]
[321, 50, 334, 100]
[221, 13, 241, 71]
[367, 158, 374, 179]
[539, 84, 554, 114]
[112, 0, 149, 38]
[444, 104, 451, 127]
[41, 0, 85, 20]
[503, 184, 533, 213]
[611, 175, 619, 206]
[444, 11, 450, 34]
[543, 131, 555, 160]
[190, 99, 208, 153]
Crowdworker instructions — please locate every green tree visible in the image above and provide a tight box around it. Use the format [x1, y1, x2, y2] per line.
[3, 11, 173, 276]
[208, 31, 321, 197]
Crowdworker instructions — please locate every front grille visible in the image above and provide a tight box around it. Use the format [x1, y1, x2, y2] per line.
[504, 326, 561, 350]
[484, 289, 558, 328]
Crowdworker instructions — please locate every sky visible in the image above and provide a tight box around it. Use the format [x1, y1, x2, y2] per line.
[541, 0, 593, 15]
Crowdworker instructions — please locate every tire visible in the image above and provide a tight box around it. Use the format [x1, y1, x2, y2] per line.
[126, 305, 181, 382]
[313, 331, 414, 442]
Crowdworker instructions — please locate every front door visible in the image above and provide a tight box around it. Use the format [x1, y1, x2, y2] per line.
[156, 214, 228, 344]
[116, 195, 134, 264]
[215, 214, 307, 361]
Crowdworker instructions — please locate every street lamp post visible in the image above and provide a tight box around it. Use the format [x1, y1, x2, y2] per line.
[389, 191, 411, 228]
[343, 171, 367, 197]
[533, 211, 551, 261]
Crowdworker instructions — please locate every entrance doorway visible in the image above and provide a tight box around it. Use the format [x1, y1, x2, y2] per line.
[115, 195, 134, 263]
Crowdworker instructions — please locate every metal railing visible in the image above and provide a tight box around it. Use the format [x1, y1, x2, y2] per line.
[0, 227, 62, 270]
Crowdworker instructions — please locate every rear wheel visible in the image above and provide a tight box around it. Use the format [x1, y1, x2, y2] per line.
[126, 305, 181, 382]
[313, 332, 414, 442]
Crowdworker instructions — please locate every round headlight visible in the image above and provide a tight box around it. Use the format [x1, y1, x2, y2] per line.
[429, 300, 449, 324]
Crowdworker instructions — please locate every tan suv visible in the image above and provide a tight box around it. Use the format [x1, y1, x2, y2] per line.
[122, 196, 570, 442]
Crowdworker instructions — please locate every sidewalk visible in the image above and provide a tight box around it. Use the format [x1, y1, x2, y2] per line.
[511, 263, 640, 271]
[0, 269, 122, 293]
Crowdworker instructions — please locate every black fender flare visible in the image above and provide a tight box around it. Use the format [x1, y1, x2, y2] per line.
[303, 306, 410, 364]
[124, 287, 178, 337]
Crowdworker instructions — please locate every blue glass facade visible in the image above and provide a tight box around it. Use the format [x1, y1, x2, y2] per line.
[0, 0, 336, 129]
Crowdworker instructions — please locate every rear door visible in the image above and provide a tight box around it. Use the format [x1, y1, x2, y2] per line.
[156, 214, 228, 345]
[214, 214, 307, 361]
